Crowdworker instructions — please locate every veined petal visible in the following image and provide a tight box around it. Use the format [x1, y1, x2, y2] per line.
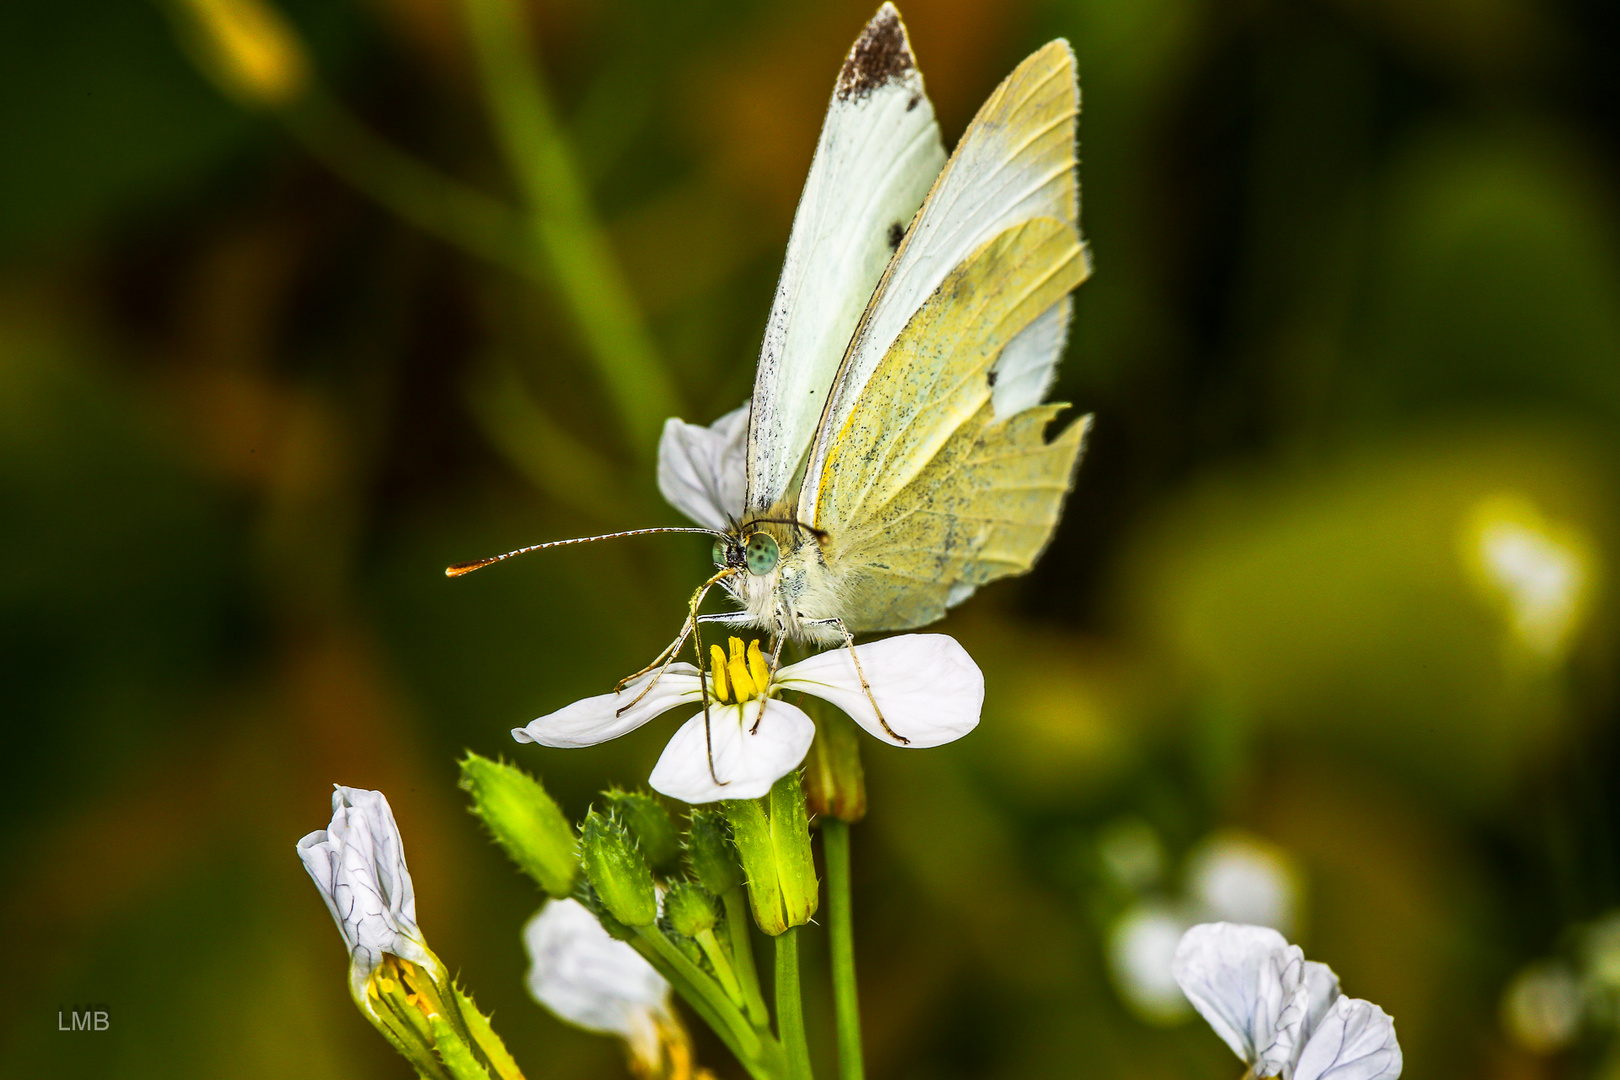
[296, 786, 436, 999]
[514, 666, 704, 748]
[776, 634, 982, 748]
[1297, 961, 1343, 1052]
[524, 898, 670, 1045]
[657, 402, 749, 530]
[1293, 996, 1402, 1080]
[1172, 923, 1298, 1070]
[649, 698, 815, 804]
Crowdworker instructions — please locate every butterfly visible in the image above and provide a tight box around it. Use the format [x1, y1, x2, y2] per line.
[452, 4, 1091, 740]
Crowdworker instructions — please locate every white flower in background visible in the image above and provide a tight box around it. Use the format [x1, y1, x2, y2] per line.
[1104, 825, 1301, 1025]
[515, 634, 982, 804]
[1187, 832, 1301, 937]
[1109, 903, 1195, 1023]
[525, 899, 674, 1073]
[1501, 960, 1582, 1053]
[1463, 494, 1595, 659]
[1173, 923, 1401, 1080]
[297, 786, 441, 1002]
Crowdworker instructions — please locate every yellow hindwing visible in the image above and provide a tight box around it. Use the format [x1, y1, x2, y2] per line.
[814, 215, 1090, 632]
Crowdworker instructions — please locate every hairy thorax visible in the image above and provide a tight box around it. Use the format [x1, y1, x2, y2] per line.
[725, 523, 848, 645]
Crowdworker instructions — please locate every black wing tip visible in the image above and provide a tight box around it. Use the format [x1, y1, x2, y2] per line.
[837, 4, 916, 102]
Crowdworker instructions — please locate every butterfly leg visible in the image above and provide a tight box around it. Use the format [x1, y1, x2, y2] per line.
[805, 617, 910, 745]
[687, 567, 742, 785]
[615, 568, 738, 721]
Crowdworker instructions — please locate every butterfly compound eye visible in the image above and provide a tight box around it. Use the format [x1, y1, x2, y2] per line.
[744, 533, 779, 576]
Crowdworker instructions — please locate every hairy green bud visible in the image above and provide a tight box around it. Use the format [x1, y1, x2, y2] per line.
[685, 807, 744, 895]
[664, 880, 719, 938]
[459, 754, 578, 897]
[606, 790, 680, 875]
[580, 809, 656, 927]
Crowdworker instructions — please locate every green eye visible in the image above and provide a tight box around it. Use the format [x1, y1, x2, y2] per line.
[744, 532, 779, 576]
[712, 539, 726, 566]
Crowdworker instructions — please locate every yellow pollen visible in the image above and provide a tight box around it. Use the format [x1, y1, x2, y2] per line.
[708, 644, 730, 702]
[747, 640, 770, 692]
[727, 638, 757, 701]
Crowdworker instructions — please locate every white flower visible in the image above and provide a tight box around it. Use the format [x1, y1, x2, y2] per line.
[1109, 903, 1194, 1023]
[657, 402, 749, 531]
[1186, 832, 1301, 937]
[296, 786, 439, 1002]
[514, 633, 982, 804]
[1172, 923, 1401, 1080]
[1501, 960, 1582, 1054]
[524, 898, 673, 1071]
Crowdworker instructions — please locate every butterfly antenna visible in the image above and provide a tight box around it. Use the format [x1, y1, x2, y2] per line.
[445, 527, 729, 577]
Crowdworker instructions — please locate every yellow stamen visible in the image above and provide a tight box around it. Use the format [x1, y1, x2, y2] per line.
[708, 644, 730, 702]
[727, 638, 756, 701]
[747, 639, 770, 693]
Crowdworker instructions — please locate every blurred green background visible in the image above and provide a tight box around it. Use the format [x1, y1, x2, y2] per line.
[4, 0, 1620, 1076]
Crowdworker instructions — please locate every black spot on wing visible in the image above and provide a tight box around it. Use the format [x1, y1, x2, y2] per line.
[907, 92, 921, 111]
[987, 369, 998, 388]
[887, 222, 904, 250]
[836, 5, 914, 102]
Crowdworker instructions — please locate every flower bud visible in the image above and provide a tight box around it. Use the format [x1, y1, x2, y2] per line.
[460, 753, 579, 897]
[685, 808, 744, 895]
[802, 705, 866, 823]
[298, 786, 523, 1080]
[606, 790, 681, 875]
[582, 808, 657, 927]
[723, 772, 818, 935]
[164, 0, 310, 107]
[663, 881, 719, 939]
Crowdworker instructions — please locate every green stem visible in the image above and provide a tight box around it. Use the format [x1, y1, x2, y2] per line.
[459, 0, 678, 452]
[695, 927, 745, 1005]
[280, 91, 532, 278]
[775, 928, 813, 1080]
[822, 819, 864, 1080]
[725, 886, 771, 1028]
[632, 926, 787, 1080]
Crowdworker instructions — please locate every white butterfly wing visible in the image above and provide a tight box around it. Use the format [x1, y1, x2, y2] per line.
[800, 39, 1087, 522]
[744, 3, 946, 515]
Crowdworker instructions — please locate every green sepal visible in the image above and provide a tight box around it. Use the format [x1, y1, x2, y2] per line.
[459, 753, 579, 897]
[723, 772, 818, 935]
[454, 988, 525, 1080]
[768, 770, 818, 928]
[429, 1013, 495, 1080]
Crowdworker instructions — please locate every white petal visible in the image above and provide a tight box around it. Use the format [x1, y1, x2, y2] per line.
[776, 634, 982, 748]
[296, 787, 435, 995]
[1172, 923, 1299, 1070]
[1298, 961, 1343, 1048]
[514, 667, 703, 748]
[1293, 996, 1402, 1080]
[657, 403, 749, 530]
[524, 899, 670, 1051]
[648, 698, 815, 804]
